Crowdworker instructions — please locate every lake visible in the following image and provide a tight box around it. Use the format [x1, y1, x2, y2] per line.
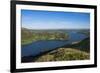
[21, 30, 88, 57]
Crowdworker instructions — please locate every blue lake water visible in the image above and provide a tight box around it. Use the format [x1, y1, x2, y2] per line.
[21, 31, 87, 57]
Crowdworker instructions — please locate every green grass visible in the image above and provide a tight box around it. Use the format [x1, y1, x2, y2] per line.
[34, 48, 90, 62]
[21, 39, 33, 45]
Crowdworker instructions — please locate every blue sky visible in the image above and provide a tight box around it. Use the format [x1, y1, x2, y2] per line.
[21, 9, 90, 29]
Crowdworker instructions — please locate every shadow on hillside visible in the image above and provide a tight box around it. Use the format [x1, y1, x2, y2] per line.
[62, 37, 90, 53]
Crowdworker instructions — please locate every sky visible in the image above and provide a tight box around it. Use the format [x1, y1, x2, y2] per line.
[21, 9, 90, 29]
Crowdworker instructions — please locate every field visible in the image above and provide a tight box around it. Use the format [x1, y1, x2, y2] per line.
[21, 28, 69, 45]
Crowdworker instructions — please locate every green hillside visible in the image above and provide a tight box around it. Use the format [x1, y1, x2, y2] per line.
[21, 28, 34, 45]
[33, 48, 89, 62]
[21, 28, 69, 45]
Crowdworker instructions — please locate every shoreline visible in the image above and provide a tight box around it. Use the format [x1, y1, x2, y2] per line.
[21, 37, 90, 63]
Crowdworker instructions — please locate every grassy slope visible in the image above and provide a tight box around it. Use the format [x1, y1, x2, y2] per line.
[21, 28, 34, 45]
[63, 37, 90, 53]
[31, 38, 90, 62]
[34, 48, 89, 62]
